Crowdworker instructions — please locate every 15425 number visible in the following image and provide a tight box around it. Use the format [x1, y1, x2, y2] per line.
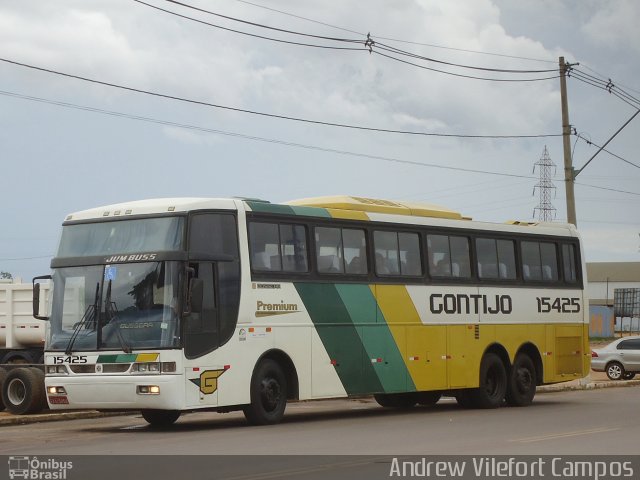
[536, 297, 581, 313]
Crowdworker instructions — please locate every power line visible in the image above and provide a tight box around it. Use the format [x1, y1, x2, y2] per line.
[227, 0, 558, 64]
[576, 134, 640, 170]
[575, 182, 640, 196]
[161, 0, 363, 44]
[0, 57, 563, 139]
[570, 69, 640, 109]
[0, 88, 541, 181]
[580, 64, 640, 96]
[0, 255, 52, 261]
[373, 49, 559, 83]
[132, 0, 364, 51]
[373, 41, 557, 74]
[141, 0, 560, 81]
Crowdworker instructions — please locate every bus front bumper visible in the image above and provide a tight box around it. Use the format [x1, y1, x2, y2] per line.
[45, 374, 184, 411]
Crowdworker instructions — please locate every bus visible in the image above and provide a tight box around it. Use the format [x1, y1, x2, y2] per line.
[36, 195, 589, 426]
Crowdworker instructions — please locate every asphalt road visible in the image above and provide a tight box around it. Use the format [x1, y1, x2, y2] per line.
[1, 386, 638, 456]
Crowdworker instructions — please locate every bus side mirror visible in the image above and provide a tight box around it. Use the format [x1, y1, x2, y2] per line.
[33, 275, 52, 320]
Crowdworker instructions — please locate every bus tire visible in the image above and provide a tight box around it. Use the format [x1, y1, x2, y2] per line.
[243, 359, 287, 425]
[455, 390, 474, 408]
[417, 392, 442, 406]
[2, 367, 46, 415]
[141, 409, 181, 427]
[0, 368, 7, 411]
[374, 393, 417, 409]
[466, 353, 507, 409]
[506, 354, 536, 406]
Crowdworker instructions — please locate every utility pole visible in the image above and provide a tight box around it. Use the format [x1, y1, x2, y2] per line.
[559, 56, 577, 226]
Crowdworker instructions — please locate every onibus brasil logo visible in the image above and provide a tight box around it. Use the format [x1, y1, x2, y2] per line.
[8, 456, 73, 479]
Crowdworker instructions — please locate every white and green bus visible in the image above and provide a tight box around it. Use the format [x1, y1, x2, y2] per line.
[37, 195, 589, 426]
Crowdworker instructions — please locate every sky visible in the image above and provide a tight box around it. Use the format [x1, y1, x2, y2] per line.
[1, 0, 639, 282]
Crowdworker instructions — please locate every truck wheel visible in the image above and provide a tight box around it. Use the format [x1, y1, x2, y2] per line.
[0, 368, 7, 412]
[243, 359, 287, 425]
[141, 409, 181, 427]
[2, 367, 46, 415]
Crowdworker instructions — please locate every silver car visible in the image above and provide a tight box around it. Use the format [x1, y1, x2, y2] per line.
[591, 336, 640, 380]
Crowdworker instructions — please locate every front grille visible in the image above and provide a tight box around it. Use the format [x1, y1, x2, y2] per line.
[70, 365, 96, 374]
[101, 363, 131, 373]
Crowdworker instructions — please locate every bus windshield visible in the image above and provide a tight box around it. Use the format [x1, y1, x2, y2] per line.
[47, 261, 182, 351]
[57, 216, 184, 258]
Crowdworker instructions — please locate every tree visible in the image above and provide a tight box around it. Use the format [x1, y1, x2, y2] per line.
[0, 271, 13, 280]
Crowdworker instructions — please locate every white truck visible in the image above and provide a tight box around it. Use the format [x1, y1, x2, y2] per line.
[0, 279, 49, 414]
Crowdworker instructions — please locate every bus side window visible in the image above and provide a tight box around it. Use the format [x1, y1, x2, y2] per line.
[521, 241, 541, 281]
[315, 227, 344, 274]
[562, 244, 578, 283]
[343, 229, 367, 275]
[521, 241, 558, 283]
[249, 222, 281, 272]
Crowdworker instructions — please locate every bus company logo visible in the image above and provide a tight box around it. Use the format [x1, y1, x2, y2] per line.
[8, 456, 73, 480]
[189, 369, 226, 395]
[104, 253, 157, 263]
[255, 300, 300, 317]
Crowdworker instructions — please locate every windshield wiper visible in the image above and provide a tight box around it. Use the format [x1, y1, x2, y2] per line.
[65, 282, 99, 355]
[104, 279, 132, 354]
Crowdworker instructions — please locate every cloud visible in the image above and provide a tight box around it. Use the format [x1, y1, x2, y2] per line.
[582, 0, 640, 52]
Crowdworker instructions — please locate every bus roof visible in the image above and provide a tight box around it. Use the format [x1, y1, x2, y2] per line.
[64, 198, 239, 222]
[286, 195, 464, 220]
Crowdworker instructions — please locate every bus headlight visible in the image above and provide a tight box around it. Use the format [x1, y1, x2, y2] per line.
[47, 386, 67, 395]
[46, 365, 68, 375]
[131, 362, 160, 374]
[137, 385, 160, 395]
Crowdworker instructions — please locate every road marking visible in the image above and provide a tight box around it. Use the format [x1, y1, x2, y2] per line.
[511, 426, 619, 443]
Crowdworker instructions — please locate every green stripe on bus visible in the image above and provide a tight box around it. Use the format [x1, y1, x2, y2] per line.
[294, 282, 383, 395]
[335, 284, 415, 393]
[245, 201, 331, 218]
[290, 206, 332, 218]
[97, 354, 137, 364]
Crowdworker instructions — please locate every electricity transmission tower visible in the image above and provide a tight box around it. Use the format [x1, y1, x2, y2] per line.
[533, 146, 557, 222]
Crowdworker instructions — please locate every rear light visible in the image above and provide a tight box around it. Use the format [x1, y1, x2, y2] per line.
[591, 351, 599, 358]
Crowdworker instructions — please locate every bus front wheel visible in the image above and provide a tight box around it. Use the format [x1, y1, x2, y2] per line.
[141, 409, 181, 427]
[243, 359, 287, 425]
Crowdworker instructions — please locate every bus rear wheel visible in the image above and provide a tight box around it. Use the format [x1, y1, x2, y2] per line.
[506, 354, 536, 406]
[243, 359, 287, 425]
[141, 409, 181, 427]
[466, 353, 507, 409]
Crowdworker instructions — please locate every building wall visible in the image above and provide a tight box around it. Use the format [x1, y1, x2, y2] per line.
[587, 281, 640, 305]
[589, 305, 615, 338]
